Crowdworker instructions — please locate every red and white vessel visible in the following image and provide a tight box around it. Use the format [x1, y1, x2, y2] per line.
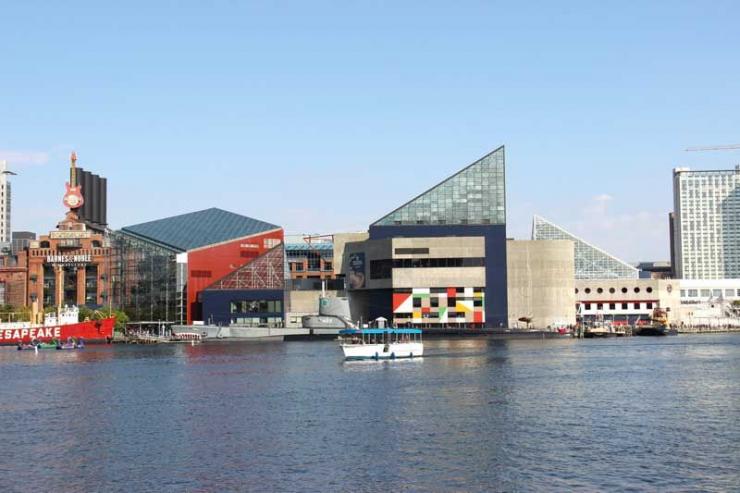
[0, 306, 114, 346]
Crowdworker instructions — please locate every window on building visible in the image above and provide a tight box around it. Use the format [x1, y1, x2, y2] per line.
[688, 289, 698, 297]
[621, 287, 628, 293]
[725, 289, 734, 297]
[597, 288, 603, 294]
[412, 297, 422, 308]
[646, 302, 653, 309]
[609, 303, 615, 310]
[597, 303, 603, 310]
[680, 290, 686, 297]
[646, 287, 653, 293]
[323, 261, 333, 271]
[701, 289, 711, 297]
[634, 287, 640, 293]
[621, 303, 628, 310]
[290, 262, 304, 272]
[370, 259, 392, 279]
[584, 303, 591, 310]
[585, 288, 591, 294]
[609, 287, 615, 294]
[394, 248, 430, 255]
[634, 302, 641, 309]
[712, 289, 722, 297]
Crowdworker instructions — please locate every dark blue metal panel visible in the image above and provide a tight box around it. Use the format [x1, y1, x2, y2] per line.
[368, 224, 508, 327]
[201, 289, 284, 326]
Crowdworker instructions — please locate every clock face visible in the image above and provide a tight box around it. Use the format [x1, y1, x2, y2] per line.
[65, 194, 80, 207]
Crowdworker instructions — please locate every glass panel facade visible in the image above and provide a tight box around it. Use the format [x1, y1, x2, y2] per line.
[110, 232, 179, 322]
[532, 215, 639, 280]
[373, 147, 506, 226]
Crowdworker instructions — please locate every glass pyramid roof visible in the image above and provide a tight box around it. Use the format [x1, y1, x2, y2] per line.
[532, 215, 638, 280]
[372, 146, 506, 226]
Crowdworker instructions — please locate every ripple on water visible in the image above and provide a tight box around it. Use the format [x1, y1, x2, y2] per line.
[0, 335, 738, 492]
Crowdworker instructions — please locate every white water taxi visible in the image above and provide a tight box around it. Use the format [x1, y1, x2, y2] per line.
[338, 328, 423, 360]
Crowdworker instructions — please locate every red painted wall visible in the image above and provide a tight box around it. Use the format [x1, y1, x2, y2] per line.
[186, 228, 283, 323]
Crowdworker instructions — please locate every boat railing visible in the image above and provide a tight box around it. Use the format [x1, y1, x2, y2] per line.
[339, 329, 422, 345]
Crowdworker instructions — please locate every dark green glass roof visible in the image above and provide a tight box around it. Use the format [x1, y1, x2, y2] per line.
[120, 208, 280, 252]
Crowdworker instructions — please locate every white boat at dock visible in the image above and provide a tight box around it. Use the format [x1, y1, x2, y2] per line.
[338, 328, 423, 360]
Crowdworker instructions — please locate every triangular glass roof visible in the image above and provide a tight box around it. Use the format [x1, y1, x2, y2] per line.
[372, 146, 506, 226]
[205, 244, 285, 290]
[532, 215, 639, 280]
[120, 208, 280, 252]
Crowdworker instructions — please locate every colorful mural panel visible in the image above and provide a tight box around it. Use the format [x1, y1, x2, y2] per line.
[392, 287, 485, 327]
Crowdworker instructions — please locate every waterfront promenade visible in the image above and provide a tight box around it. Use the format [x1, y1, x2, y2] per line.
[1, 334, 738, 492]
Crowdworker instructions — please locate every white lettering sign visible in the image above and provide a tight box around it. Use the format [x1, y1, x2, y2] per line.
[45, 254, 92, 265]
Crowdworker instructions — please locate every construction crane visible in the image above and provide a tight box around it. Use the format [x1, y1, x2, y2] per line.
[685, 144, 740, 152]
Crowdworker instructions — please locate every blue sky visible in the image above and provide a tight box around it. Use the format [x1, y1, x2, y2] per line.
[2, 1, 739, 261]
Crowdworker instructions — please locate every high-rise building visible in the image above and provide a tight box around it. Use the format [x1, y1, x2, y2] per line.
[532, 215, 639, 279]
[0, 160, 13, 245]
[672, 166, 740, 279]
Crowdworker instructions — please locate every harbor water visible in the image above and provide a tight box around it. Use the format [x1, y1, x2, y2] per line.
[1, 334, 739, 492]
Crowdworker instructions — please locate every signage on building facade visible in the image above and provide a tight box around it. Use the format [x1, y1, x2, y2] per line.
[49, 231, 92, 239]
[45, 254, 92, 265]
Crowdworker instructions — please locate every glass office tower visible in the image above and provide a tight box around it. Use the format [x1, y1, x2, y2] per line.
[672, 166, 740, 279]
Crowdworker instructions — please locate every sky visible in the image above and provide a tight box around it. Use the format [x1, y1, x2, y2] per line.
[2, 0, 739, 262]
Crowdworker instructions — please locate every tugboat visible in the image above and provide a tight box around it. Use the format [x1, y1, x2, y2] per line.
[633, 308, 676, 336]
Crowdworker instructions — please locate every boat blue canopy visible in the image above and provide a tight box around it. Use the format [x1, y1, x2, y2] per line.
[339, 328, 422, 335]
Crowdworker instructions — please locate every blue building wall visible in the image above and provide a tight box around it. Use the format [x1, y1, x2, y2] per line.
[368, 224, 508, 328]
[201, 289, 284, 326]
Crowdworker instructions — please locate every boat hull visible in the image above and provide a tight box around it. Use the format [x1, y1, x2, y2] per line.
[634, 326, 669, 336]
[341, 342, 424, 360]
[0, 318, 115, 346]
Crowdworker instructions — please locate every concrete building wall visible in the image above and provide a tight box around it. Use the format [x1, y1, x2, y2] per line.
[333, 232, 369, 276]
[576, 278, 681, 324]
[507, 240, 576, 328]
[285, 289, 341, 327]
[391, 236, 485, 258]
[341, 238, 392, 290]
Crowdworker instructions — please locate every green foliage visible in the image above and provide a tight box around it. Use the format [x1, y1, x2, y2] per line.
[94, 307, 130, 332]
[0, 304, 31, 322]
[733, 300, 740, 308]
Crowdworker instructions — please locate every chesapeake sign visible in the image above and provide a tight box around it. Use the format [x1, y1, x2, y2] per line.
[1, 326, 62, 342]
[45, 254, 92, 265]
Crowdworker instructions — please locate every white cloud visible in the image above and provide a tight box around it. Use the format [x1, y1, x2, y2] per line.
[0, 149, 50, 166]
[569, 195, 669, 261]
